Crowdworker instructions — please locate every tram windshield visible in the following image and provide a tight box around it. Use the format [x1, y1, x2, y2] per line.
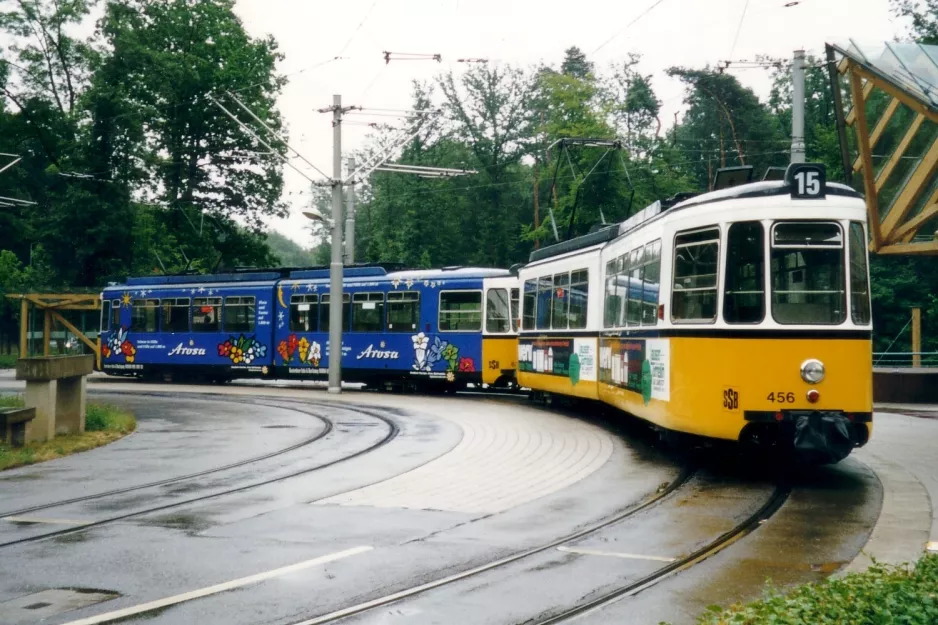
[770, 222, 846, 325]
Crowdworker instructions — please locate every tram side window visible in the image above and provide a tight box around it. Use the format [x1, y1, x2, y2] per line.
[101, 300, 111, 331]
[642, 240, 661, 326]
[192, 297, 222, 332]
[627, 247, 644, 326]
[321, 293, 351, 332]
[672, 228, 720, 322]
[162, 298, 191, 332]
[352, 292, 385, 332]
[536, 276, 552, 330]
[511, 288, 520, 331]
[569, 269, 589, 329]
[111, 300, 121, 328]
[616, 254, 629, 327]
[604, 260, 618, 328]
[771, 222, 845, 325]
[388, 291, 419, 332]
[224, 296, 256, 333]
[439, 291, 482, 332]
[849, 222, 871, 324]
[551, 273, 570, 329]
[523, 280, 537, 330]
[724, 222, 765, 324]
[486, 288, 511, 333]
[131, 299, 160, 332]
[290, 294, 318, 332]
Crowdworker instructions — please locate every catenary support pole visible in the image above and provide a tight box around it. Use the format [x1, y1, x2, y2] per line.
[345, 156, 356, 265]
[791, 49, 806, 164]
[329, 95, 345, 394]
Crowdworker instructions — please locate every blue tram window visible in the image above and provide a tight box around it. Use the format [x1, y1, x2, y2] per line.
[321, 293, 351, 332]
[131, 299, 159, 333]
[290, 294, 318, 332]
[192, 297, 222, 332]
[439, 291, 482, 332]
[388, 291, 419, 332]
[352, 293, 385, 332]
[110, 300, 121, 328]
[162, 298, 190, 333]
[224, 296, 256, 332]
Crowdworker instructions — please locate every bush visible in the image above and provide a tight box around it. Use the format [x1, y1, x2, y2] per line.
[85, 403, 136, 433]
[0, 394, 23, 408]
[699, 555, 938, 625]
[0, 354, 16, 369]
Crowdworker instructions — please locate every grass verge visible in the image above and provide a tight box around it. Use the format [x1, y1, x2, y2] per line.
[0, 354, 15, 369]
[697, 554, 938, 624]
[0, 394, 136, 471]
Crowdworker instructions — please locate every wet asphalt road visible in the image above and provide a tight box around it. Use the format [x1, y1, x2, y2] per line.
[0, 377, 882, 625]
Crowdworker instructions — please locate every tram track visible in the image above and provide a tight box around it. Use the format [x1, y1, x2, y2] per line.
[0, 396, 400, 550]
[278, 466, 698, 625]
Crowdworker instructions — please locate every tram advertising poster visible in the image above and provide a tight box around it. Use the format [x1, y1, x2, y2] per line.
[599, 338, 670, 405]
[518, 338, 597, 385]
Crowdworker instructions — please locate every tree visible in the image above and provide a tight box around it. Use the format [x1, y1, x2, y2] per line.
[560, 46, 593, 80]
[892, 0, 938, 43]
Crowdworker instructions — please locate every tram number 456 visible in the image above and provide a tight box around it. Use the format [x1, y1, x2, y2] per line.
[766, 391, 796, 404]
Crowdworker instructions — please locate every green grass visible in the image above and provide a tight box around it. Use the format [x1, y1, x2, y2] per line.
[696, 554, 938, 625]
[0, 354, 15, 369]
[0, 395, 136, 470]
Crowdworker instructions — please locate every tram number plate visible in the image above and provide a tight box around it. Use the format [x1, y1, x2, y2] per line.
[723, 387, 739, 411]
[766, 391, 796, 404]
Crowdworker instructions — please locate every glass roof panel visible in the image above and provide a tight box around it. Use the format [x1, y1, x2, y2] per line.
[835, 40, 938, 110]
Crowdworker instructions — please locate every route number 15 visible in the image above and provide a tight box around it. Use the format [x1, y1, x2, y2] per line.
[789, 163, 826, 199]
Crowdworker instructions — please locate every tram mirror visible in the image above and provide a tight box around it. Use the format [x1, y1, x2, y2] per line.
[713, 166, 753, 191]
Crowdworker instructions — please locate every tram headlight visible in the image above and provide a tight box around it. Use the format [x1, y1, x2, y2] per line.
[800, 359, 825, 384]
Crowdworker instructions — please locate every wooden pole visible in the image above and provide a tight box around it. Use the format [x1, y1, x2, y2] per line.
[19, 298, 28, 358]
[912, 307, 922, 367]
[43, 309, 51, 356]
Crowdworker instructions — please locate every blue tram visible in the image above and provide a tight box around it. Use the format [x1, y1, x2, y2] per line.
[99, 265, 520, 389]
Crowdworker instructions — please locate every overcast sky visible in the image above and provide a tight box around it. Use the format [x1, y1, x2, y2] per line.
[234, 0, 901, 245]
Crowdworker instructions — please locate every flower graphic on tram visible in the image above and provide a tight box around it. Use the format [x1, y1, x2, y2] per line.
[218, 335, 267, 366]
[458, 357, 475, 373]
[412, 332, 430, 371]
[412, 335, 468, 380]
[105, 327, 136, 363]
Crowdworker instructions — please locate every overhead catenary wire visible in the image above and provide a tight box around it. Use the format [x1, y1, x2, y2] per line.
[728, 0, 751, 59]
[591, 0, 669, 54]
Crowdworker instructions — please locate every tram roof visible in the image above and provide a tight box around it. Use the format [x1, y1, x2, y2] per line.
[669, 179, 862, 211]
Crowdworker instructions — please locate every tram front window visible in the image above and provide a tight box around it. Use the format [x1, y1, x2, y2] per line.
[771, 222, 846, 325]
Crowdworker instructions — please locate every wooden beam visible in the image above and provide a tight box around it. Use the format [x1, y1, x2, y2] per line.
[850, 71, 884, 251]
[891, 202, 938, 242]
[877, 240, 938, 254]
[852, 66, 938, 126]
[846, 80, 874, 126]
[912, 307, 922, 367]
[875, 113, 925, 193]
[43, 310, 51, 357]
[49, 310, 99, 354]
[852, 97, 900, 171]
[880, 136, 938, 239]
[19, 298, 28, 358]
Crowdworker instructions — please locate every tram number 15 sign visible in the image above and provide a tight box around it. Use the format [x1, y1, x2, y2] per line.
[789, 163, 826, 199]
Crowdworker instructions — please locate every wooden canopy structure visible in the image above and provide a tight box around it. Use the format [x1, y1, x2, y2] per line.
[4, 293, 102, 369]
[829, 41, 938, 254]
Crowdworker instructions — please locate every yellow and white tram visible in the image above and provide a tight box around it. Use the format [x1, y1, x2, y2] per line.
[518, 163, 873, 463]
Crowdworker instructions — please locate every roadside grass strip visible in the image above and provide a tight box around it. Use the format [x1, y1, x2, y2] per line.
[696, 553, 938, 625]
[0, 395, 136, 471]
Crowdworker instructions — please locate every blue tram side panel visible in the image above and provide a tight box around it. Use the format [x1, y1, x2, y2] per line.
[100, 272, 280, 378]
[273, 267, 509, 386]
[100, 266, 509, 386]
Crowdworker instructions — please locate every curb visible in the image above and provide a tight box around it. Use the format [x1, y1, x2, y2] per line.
[837, 450, 932, 576]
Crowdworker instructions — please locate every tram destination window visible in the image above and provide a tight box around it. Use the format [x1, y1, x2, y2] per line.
[771, 222, 845, 325]
[551, 273, 570, 329]
[352, 292, 385, 332]
[724, 222, 765, 324]
[387, 291, 419, 332]
[486, 288, 511, 333]
[849, 222, 871, 324]
[290, 294, 318, 332]
[569, 270, 589, 329]
[642, 240, 661, 326]
[224, 296, 256, 333]
[192, 297, 222, 332]
[672, 228, 721, 322]
[162, 298, 190, 333]
[131, 299, 159, 333]
[321, 293, 351, 332]
[439, 291, 482, 332]
[522, 280, 537, 330]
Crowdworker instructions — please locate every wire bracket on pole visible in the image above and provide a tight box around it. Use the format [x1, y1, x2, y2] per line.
[383, 51, 442, 64]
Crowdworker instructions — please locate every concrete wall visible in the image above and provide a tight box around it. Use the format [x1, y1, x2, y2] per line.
[873, 368, 938, 403]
